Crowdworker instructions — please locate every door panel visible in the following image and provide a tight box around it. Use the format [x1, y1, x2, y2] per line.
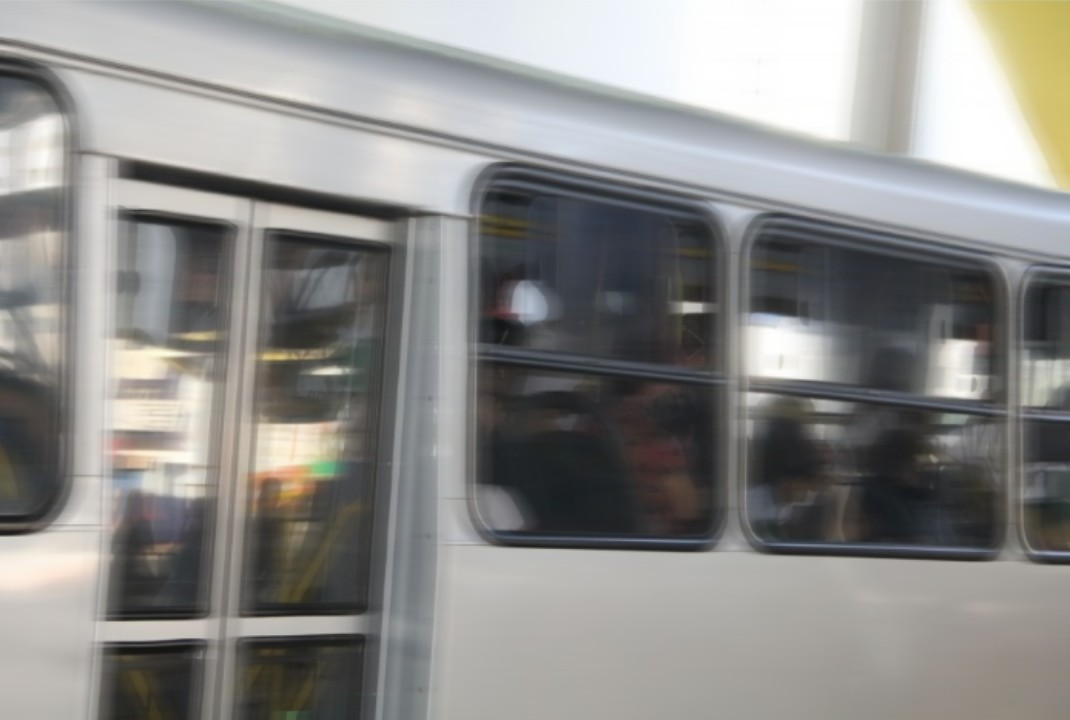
[220, 204, 393, 720]
[98, 183, 398, 720]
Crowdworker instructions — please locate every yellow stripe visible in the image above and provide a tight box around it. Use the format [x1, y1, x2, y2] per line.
[287, 501, 363, 603]
[292, 661, 324, 711]
[128, 670, 166, 720]
[972, 2, 1070, 187]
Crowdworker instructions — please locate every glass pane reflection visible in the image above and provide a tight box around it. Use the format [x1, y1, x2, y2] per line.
[108, 218, 227, 617]
[243, 235, 387, 614]
[0, 75, 65, 521]
[238, 638, 363, 720]
[749, 235, 996, 401]
[480, 189, 716, 370]
[99, 643, 202, 720]
[747, 394, 1000, 547]
[1023, 281, 1070, 409]
[477, 363, 716, 536]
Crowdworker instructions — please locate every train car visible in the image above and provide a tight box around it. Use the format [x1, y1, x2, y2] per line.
[3, 3, 1070, 719]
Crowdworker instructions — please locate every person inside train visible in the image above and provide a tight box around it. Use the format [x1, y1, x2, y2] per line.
[629, 433, 701, 535]
[845, 346, 918, 449]
[750, 397, 832, 542]
[109, 489, 160, 611]
[159, 498, 206, 608]
[477, 274, 642, 534]
[839, 347, 934, 541]
[611, 379, 701, 535]
[858, 428, 935, 544]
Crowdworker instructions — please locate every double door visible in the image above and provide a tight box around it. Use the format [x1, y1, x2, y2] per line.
[97, 180, 399, 720]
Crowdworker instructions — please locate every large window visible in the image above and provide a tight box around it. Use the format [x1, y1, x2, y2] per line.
[0, 71, 67, 526]
[475, 173, 721, 544]
[101, 189, 392, 720]
[1022, 273, 1070, 556]
[746, 219, 1002, 554]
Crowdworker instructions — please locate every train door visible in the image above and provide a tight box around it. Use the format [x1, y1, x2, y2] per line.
[97, 180, 402, 720]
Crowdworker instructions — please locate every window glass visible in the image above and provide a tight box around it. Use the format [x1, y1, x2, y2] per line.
[237, 638, 364, 720]
[99, 643, 203, 720]
[478, 363, 716, 536]
[477, 181, 719, 542]
[243, 235, 387, 613]
[108, 217, 227, 617]
[1023, 277, 1070, 552]
[481, 189, 715, 369]
[1023, 281, 1070, 409]
[750, 234, 996, 400]
[0, 74, 66, 522]
[747, 223, 1003, 552]
[747, 393, 999, 547]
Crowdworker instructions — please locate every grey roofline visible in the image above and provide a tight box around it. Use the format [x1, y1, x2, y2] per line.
[3, 0, 1068, 236]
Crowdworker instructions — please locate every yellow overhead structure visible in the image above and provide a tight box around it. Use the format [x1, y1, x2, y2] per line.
[971, 1, 1070, 187]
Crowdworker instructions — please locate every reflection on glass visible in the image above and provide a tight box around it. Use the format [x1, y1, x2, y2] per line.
[99, 643, 202, 720]
[480, 189, 715, 369]
[244, 235, 386, 614]
[477, 363, 715, 536]
[238, 638, 363, 720]
[0, 75, 65, 520]
[108, 218, 227, 617]
[1023, 281, 1070, 408]
[749, 235, 996, 400]
[747, 394, 1000, 547]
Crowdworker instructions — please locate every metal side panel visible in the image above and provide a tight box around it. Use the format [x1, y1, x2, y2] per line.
[52, 68, 489, 218]
[0, 527, 100, 720]
[434, 545, 1070, 720]
[376, 217, 449, 720]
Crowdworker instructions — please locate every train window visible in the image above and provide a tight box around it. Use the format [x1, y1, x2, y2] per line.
[236, 637, 364, 720]
[476, 178, 721, 543]
[1023, 275, 1070, 555]
[108, 216, 229, 618]
[98, 642, 204, 720]
[746, 219, 1002, 554]
[0, 73, 67, 525]
[242, 234, 387, 613]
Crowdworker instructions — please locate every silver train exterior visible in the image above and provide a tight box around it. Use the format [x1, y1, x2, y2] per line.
[3, 3, 1070, 719]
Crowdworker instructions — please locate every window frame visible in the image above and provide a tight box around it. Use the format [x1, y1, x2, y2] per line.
[740, 214, 1008, 560]
[1019, 265, 1070, 563]
[0, 60, 77, 532]
[468, 164, 727, 550]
